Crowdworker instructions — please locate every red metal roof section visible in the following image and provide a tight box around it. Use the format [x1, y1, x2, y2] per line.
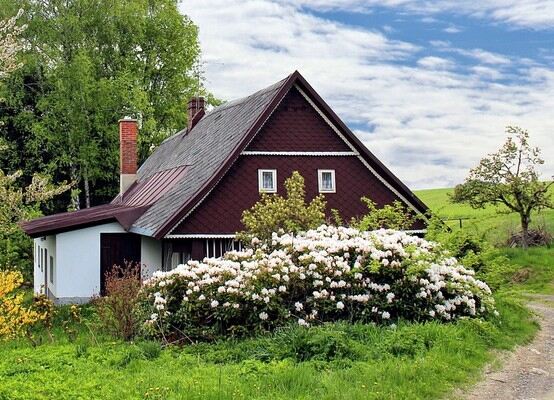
[120, 166, 188, 207]
[20, 204, 148, 238]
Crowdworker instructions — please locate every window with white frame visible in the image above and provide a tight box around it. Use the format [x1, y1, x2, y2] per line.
[318, 169, 336, 193]
[258, 169, 277, 193]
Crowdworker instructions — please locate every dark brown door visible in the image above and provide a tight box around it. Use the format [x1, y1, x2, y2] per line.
[100, 233, 141, 295]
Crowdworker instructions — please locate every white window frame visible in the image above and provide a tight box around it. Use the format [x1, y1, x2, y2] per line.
[258, 169, 277, 193]
[318, 169, 336, 193]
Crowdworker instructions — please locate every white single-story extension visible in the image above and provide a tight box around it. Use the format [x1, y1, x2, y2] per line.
[33, 222, 161, 304]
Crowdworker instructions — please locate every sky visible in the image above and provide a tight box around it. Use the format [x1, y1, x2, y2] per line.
[181, 0, 554, 189]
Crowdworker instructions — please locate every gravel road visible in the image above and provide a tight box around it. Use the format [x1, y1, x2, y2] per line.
[459, 295, 554, 400]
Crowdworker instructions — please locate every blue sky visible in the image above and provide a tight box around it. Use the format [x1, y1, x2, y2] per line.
[182, 1, 554, 189]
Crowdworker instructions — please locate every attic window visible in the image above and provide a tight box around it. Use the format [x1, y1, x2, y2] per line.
[318, 169, 336, 193]
[258, 169, 277, 193]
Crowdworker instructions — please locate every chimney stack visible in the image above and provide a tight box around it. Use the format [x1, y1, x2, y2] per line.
[119, 117, 138, 194]
[187, 96, 205, 132]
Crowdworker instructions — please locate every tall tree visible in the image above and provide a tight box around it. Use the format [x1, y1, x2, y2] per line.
[1, 0, 207, 209]
[451, 126, 553, 248]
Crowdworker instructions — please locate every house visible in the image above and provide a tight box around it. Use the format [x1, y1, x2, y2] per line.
[21, 71, 429, 304]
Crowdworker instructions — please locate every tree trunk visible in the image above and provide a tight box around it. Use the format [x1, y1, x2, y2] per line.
[520, 213, 530, 249]
[84, 171, 91, 209]
[69, 163, 80, 210]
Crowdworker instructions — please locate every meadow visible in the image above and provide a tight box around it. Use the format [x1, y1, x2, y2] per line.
[416, 186, 554, 245]
[0, 189, 552, 400]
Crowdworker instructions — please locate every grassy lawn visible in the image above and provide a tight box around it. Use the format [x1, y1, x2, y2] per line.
[0, 297, 538, 400]
[415, 186, 554, 245]
[1, 190, 552, 400]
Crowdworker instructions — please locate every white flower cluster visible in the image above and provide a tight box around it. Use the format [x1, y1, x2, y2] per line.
[141, 225, 495, 335]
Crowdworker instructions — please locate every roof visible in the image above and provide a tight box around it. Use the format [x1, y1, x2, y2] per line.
[21, 70, 429, 239]
[128, 75, 290, 237]
[20, 204, 148, 238]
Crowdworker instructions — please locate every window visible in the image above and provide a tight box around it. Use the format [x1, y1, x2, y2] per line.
[318, 169, 336, 193]
[44, 249, 47, 276]
[40, 247, 43, 272]
[205, 239, 242, 258]
[49, 256, 54, 284]
[258, 169, 277, 193]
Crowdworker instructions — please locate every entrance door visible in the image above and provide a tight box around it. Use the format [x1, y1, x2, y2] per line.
[100, 233, 141, 295]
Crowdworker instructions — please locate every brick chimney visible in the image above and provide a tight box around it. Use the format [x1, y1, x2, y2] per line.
[187, 96, 205, 132]
[119, 117, 138, 194]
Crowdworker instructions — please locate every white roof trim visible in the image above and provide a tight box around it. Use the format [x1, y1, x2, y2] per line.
[294, 85, 425, 219]
[242, 151, 358, 156]
[166, 234, 236, 239]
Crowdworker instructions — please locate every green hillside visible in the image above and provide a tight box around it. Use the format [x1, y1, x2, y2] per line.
[414, 186, 554, 244]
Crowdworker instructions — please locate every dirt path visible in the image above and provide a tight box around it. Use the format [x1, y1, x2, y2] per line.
[459, 295, 554, 400]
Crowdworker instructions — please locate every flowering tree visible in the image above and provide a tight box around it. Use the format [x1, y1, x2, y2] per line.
[138, 226, 496, 341]
[239, 171, 326, 243]
[0, 9, 25, 80]
[0, 166, 70, 276]
[452, 127, 553, 248]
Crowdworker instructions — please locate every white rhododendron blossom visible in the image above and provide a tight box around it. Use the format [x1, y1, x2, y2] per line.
[139, 226, 496, 339]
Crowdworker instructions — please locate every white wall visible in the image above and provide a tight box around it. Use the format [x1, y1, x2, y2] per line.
[34, 222, 164, 304]
[56, 222, 125, 301]
[33, 235, 56, 296]
[141, 236, 162, 279]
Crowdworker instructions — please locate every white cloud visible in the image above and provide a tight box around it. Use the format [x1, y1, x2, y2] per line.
[417, 56, 454, 69]
[285, 0, 554, 29]
[443, 25, 462, 33]
[182, 0, 554, 189]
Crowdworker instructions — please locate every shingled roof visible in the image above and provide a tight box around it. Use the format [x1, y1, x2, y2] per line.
[21, 71, 428, 239]
[127, 76, 289, 237]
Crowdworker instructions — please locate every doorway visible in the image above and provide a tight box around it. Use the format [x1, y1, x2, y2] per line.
[100, 233, 141, 295]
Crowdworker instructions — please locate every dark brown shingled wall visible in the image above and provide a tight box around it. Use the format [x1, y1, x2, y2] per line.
[172, 155, 425, 235]
[246, 87, 352, 152]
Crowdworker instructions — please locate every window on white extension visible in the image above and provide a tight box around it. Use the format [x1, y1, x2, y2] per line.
[205, 239, 243, 258]
[49, 256, 54, 284]
[258, 169, 277, 193]
[318, 169, 336, 193]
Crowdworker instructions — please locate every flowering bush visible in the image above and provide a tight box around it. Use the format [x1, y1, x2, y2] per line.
[0, 270, 46, 341]
[137, 226, 496, 341]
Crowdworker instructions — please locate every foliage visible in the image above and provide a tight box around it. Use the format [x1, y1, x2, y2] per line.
[0, 0, 208, 209]
[0, 270, 44, 340]
[354, 197, 416, 231]
[451, 126, 553, 248]
[94, 263, 141, 341]
[239, 172, 326, 244]
[138, 226, 496, 341]
[0, 166, 69, 277]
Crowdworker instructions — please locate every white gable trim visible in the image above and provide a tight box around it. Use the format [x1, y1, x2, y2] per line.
[294, 85, 424, 218]
[242, 151, 358, 156]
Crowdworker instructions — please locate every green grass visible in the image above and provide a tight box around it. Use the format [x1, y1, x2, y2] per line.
[415, 186, 554, 245]
[0, 297, 538, 400]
